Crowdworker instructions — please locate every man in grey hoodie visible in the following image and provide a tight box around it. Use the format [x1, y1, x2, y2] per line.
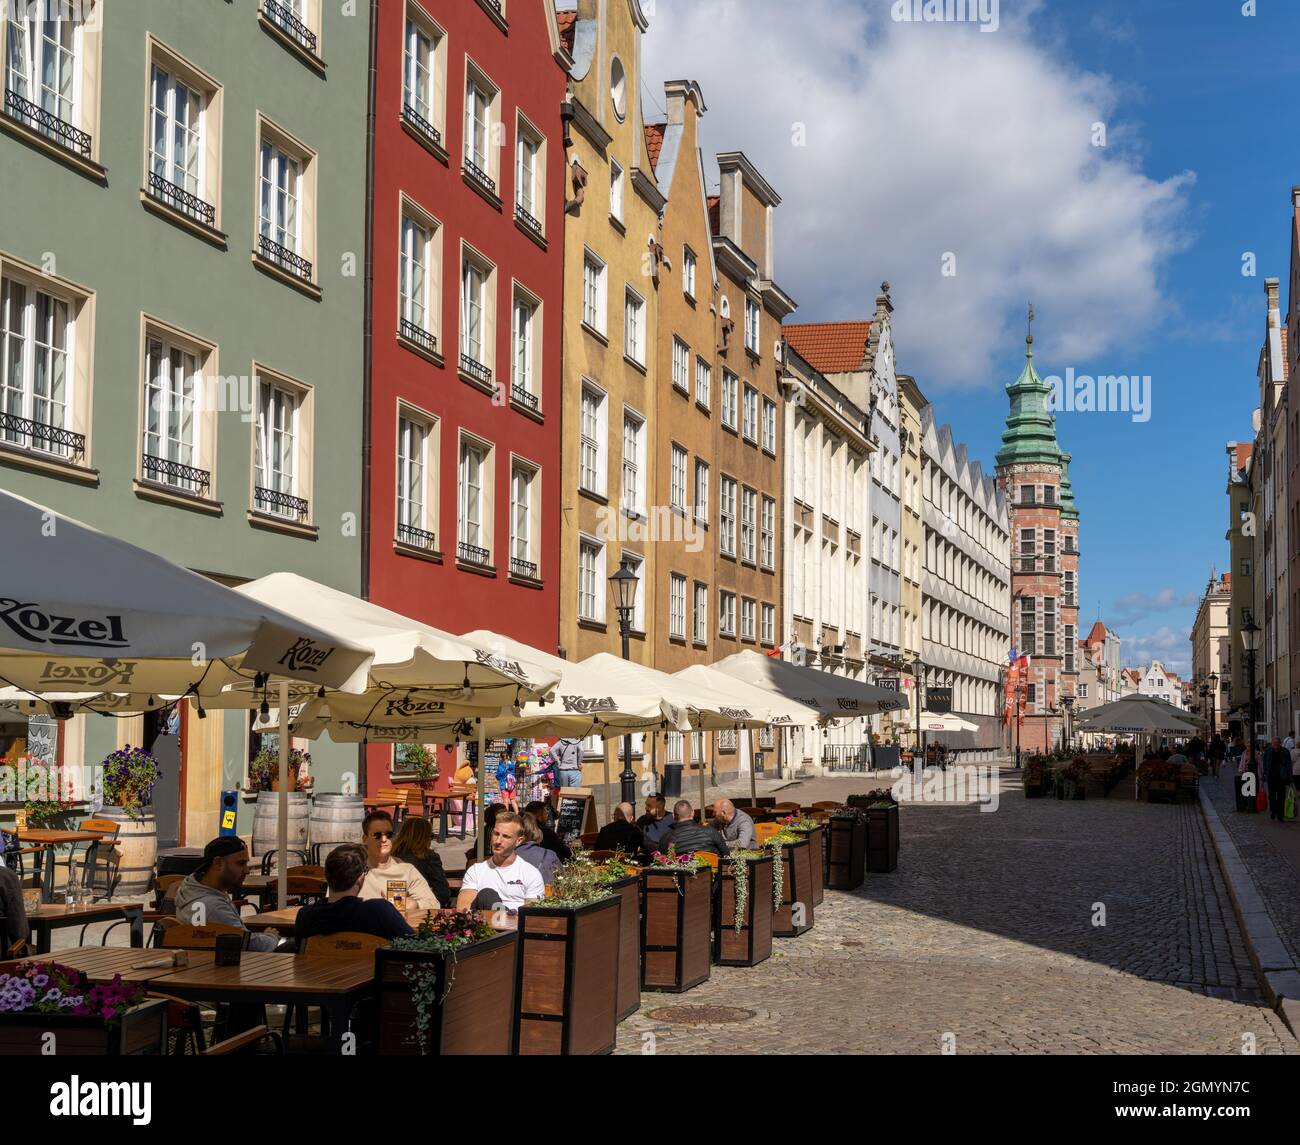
[174, 837, 283, 952]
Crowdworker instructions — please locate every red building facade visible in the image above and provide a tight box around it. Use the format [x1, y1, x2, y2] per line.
[364, 0, 568, 792]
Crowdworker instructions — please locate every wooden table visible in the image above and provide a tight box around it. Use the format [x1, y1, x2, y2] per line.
[27, 902, 144, 954]
[243, 905, 516, 937]
[17, 828, 112, 903]
[16, 945, 213, 982]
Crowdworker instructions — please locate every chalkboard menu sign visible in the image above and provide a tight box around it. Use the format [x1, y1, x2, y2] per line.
[553, 788, 596, 844]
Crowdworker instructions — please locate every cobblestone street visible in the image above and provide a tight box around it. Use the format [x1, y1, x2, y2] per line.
[615, 771, 1298, 1055]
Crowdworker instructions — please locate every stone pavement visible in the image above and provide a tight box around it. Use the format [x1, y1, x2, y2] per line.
[615, 770, 1297, 1055]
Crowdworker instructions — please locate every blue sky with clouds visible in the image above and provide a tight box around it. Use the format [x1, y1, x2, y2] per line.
[645, 0, 1299, 674]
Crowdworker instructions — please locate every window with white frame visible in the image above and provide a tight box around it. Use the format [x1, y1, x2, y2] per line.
[515, 118, 543, 230]
[762, 398, 776, 453]
[761, 602, 775, 644]
[621, 552, 645, 631]
[511, 289, 539, 407]
[694, 459, 709, 524]
[253, 375, 310, 520]
[624, 287, 645, 365]
[262, 0, 320, 56]
[669, 573, 686, 639]
[721, 370, 738, 429]
[683, 246, 696, 298]
[744, 298, 760, 354]
[741, 598, 756, 641]
[695, 356, 711, 408]
[258, 130, 309, 276]
[402, 11, 443, 144]
[621, 409, 644, 516]
[578, 537, 604, 622]
[741, 487, 757, 564]
[510, 461, 538, 577]
[142, 333, 203, 493]
[582, 249, 607, 335]
[148, 52, 217, 225]
[459, 249, 494, 379]
[396, 409, 437, 549]
[670, 444, 687, 511]
[760, 495, 775, 569]
[693, 582, 708, 644]
[0, 272, 79, 459]
[666, 732, 683, 765]
[742, 384, 758, 443]
[580, 382, 606, 495]
[672, 337, 689, 393]
[457, 437, 492, 562]
[719, 590, 737, 637]
[720, 476, 737, 557]
[463, 66, 497, 189]
[398, 209, 437, 348]
[609, 158, 624, 223]
[4, 1, 97, 153]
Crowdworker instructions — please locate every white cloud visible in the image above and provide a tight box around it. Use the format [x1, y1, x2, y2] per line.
[1119, 626, 1190, 675]
[1111, 587, 1199, 625]
[642, 0, 1192, 389]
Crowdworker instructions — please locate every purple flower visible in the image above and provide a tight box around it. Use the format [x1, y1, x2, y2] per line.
[31, 974, 48, 988]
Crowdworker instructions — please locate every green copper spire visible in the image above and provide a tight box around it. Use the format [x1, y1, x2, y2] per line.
[1059, 451, 1080, 521]
[994, 334, 1065, 468]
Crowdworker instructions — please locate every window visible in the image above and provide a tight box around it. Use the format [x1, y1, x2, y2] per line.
[621, 409, 644, 516]
[1019, 484, 1034, 505]
[1078, 683, 1088, 699]
[582, 249, 607, 335]
[1027, 683, 1037, 705]
[256, 119, 316, 286]
[1043, 485, 1056, 505]
[253, 373, 311, 522]
[459, 248, 495, 382]
[609, 159, 624, 223]
[672, 337, 689, 393]
[510, 461, 539, 578]
[464, 66, 497, 191]
[624, 287, 645, 365]
[511, 288, 540, 408]
[147, 49, 218, 227]
[742, 385, 759, 443]
[720, 477, 737, 556]
[761, 602, 775, 644]
[621, 553, 645, 631]
[761, 495, 775, 569]
[3, 0, 100, 159]
[670, 444, 687, 511]
[396, 409, 437, 550]
[142, 333, 204, 494]
[259, 137, 301, 266]
[669, 574, 686, 639]
[721, 370, 738, 430]
[744, 298, 760, 354]
[695, 356, 711, 408]
[1042, 597, 1056, 656]
[580, 382, 607, 495]
[683, 246, 696, 298]
[457, 437, 491, 563]
[1064, 624, 1075, 673]
[719, 591, 737, 637]
[578, 538, 604, 622]
[1063, 569, 1075, 607]
[262, 0, 320, 57]
[514, 119, 544, 232]
[762, 398, 777, 453]
[741, 598, 756, 641]
[694, 459, 709, 524]
[610, 55, 627, 119]
[1019, 595, 1036, 655]
[693, 582, 708, 644]
[741, 487, 757, 563]
[402, 10, 444, 145]
[398, 208, 438, 351]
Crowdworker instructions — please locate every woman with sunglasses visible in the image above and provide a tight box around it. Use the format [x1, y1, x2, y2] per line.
[357, 809, 440, 910]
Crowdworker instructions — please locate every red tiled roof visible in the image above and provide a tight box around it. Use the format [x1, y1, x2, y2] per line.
[784, 322, 873, 374]
[1236, 442, 1253, 469]
[1222, 571, 1231, 588]
[707, 194, 720, 237]
[1085, 619, 1107, 645]
[644, 123, 665, 174]
[556, 10, 577, 53]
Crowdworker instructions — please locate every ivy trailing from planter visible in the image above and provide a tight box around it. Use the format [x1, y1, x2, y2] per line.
[763, 831, 800, 910]
[728, 849, 767, 932]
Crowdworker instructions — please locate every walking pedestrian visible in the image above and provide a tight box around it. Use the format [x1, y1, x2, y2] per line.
[1264, 736, 1291, 821]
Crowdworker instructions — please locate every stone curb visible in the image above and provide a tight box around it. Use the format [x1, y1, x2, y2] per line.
[1199, 785, 1300, 1039]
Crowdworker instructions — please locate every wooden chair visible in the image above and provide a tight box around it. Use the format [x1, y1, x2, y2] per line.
[579, 832, 599, 848]
[298, 932, 389, 958]
[694, 852, 720, 872]
[370, 788, 421, 824]
[773, 802, 800, 812]
[755, 822, 781, 845]
[158, 921, 249, 950]
[445, 783, 477, 837]
[282, 875, 328, 907]
[287, 865, 326, 881]
[201, 1024, 284, 1056]
[811, 801, 841, 811]
[258, 848, 309, 876]
[151, 989, 209, 1055]
[70, 818, 120, 901]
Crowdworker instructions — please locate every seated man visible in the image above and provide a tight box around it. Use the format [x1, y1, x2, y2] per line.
[0, 863, 28, 955]
[713, 799, 756, 853]
[595, 802, 644, 856]
[657, 800, 726, 858]
[358, 810, 439, 910]
[295, 844, 415, 941]
[522, 800, 572, 862]
[174, 837, 284, 952]
[636, 794, 673, 853]
[456, 811, 545, 912]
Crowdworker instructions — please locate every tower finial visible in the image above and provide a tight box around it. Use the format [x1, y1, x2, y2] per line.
[1026, 301, 1035, 347]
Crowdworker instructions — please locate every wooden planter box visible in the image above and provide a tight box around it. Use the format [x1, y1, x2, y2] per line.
[374, 931, 518, 1055]
[514, 897, 620, 1055]
[789, 825, 825, 905]
[772, 837, 815, 937]
[825, 815, 866, 891]
[713, 854, 774, 968]
[1145, 780, 1176, 804]
[0, 999, 166, 1055]
[1023, 780, 1048, 799]
[606, 874, 642, 1021]
[866, 805, 900, 874]
[641, 867, 712, 992]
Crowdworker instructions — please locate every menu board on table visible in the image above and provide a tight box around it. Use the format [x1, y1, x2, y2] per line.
[385, 879, 408, 912]
[553, 788, 597, 844]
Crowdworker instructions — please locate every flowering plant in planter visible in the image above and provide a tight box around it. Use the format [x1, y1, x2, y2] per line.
[1064, 757, 1091, 781]
[649, 845, 705, 873]
[1022, 758, 1048, 784]
[779, 814, 821, 831]
[0, 962, 147, 1026]
[18, 763, 78, 828]
[832, 805, 870, 825]
[726, 848, 768, 932]
[249, 747, 313, 793]
[99, 747, 162, 816]
[396, 744, 438, 782]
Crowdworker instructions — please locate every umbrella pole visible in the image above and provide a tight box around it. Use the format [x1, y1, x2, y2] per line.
[700, 732, 709, 815]
[602, 738, 613, 825]
[277, 680, 288, 912]
[476, 720, 486, 862]
[651, 733, 658, 794]
[749, 727, 758, 805]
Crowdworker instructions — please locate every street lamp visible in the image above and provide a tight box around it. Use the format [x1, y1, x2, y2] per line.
[1207, 672, 1218, 741]
[608, 562, 640, 805]
[1241, 617, 1261, 744]
[1061, 693, 1075, 752]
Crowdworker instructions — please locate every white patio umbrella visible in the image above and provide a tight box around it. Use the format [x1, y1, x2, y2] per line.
[918, 712, 979, 733]
[710, 649, 910, 718]
[1075, 694, 1198, 795]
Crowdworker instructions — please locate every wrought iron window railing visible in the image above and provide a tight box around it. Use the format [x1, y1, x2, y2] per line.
[4, 88, 91, 158]
[509, 556, 537, 580]
[254, 486, 310, 522]
[264, 0, 318, 53]
[0, 413, 85, 461]
[397, 522, 437, 551]
[510, 383, 538, 412]
[463, 158, 496, 196]
[257, 233, 313, 282]
[514, 202, 542, 235]
[401, 103, 441, 148]
[399, 319, 437, 356]
[147, 171, 216, 227]
[459, 353, 492, 387]
[142, 453, 211, 497]
[457, 540, 490, 566]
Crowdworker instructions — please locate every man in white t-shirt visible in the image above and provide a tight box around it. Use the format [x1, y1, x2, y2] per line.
[456, 811, 544, 911]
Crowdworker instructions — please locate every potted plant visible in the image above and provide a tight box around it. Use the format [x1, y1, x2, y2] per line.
[766, 828, 816, 936]
[397, 744, 439, 789]
[96, 746, 165, 898]
[249, 746, 313, 793]
[714, 847, 774, 968]
[567, 845, 642, 1021]
[780, 814, 826, 905]
[641, 847, 712, 992]
[249, 747, 313, 862]
[19, 763, 78, 830]
[1022, 757, 1049, 798]
[515, 866, 620, 1055]
[1064, 757, 1090, 800]
[0, 962, 164, 1055]
[826, 805, 868, 891]
[376, 909, 515, 1055]
[850, 788, 901, 873]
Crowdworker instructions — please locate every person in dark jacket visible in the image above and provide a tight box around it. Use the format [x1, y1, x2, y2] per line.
[1263, 736, 1292, 821]
[517, 812, 561, 885]
[637, 794, 673, 853]
[0, 864, 29, 954]
[523, 801, 571, 862]
[295, 844, 415, 942]
[594, 803, 644, 855]
[656, 800, 726, 857]
[391, 816, 452, 907]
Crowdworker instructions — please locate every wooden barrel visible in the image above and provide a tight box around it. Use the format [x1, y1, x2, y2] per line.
[251, 791, 310, 861]
[98, 806, 157, 898]
[308, 792, 365, 860]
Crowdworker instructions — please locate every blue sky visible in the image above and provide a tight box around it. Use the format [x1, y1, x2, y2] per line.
[646, 0, 1299, 674]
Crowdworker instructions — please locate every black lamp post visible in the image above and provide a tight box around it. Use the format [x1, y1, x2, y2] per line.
[1241, 617, 1261, 745]
[1207, 672, 1218, 742]
[609, 561, 639, 805]
[1061, 693, 1075, 752]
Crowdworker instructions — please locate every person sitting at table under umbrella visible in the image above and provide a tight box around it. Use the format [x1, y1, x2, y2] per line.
[0, 864, 28, 955]
[295, 845, 414, 942]
[455, 812, 544, 912]
[390, 817, 451, 907]
[358, 811, 439, 910]
[174, 838, 283, 952]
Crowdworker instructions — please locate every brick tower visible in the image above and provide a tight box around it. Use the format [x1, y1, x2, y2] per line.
[994, 321, 1080, 755]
